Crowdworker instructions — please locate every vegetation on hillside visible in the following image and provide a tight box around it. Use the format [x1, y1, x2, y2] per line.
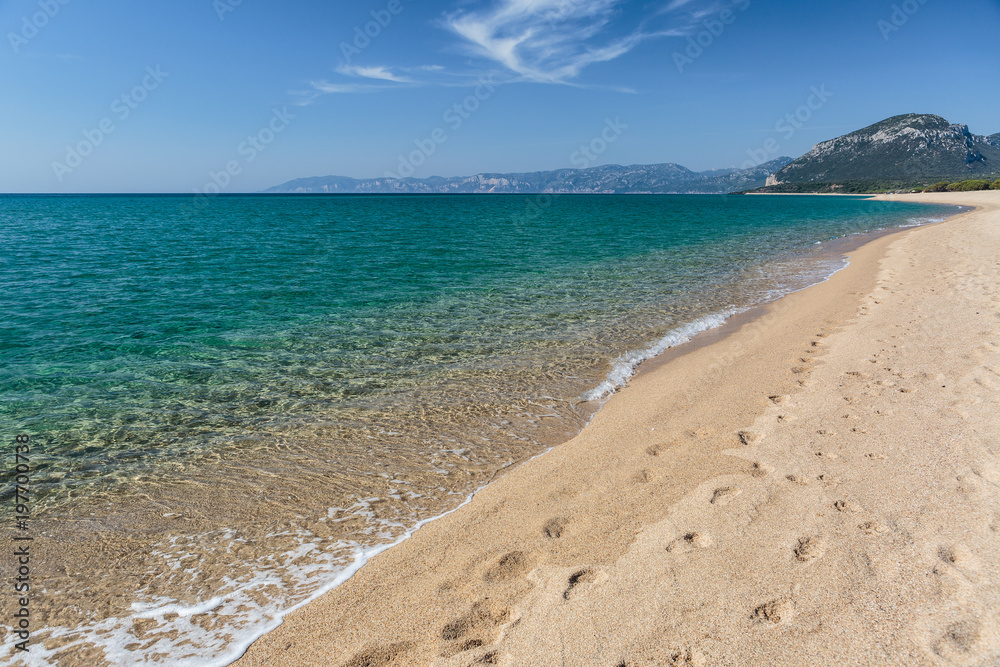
[747, 177, 1000, 195]
[927, 179, 997, 192]
[770, 114, 1000, 185]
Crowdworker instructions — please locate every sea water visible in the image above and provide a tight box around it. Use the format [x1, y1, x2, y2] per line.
[0, 194, 961, 665]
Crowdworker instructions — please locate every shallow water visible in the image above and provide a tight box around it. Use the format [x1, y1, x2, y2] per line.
[0, 194, 960, 664]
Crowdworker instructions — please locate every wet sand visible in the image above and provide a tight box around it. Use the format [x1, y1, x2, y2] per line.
[234, 191, 1000, 666]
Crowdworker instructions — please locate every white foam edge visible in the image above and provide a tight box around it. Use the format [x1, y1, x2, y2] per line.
[1, 485, 490, 667]
[213, 483, 486, 666]
[578, 309, 738, 403]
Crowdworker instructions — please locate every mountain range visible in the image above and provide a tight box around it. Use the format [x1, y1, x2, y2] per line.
[265, 114, 998, 195]
[264, 159, 793, 195]
[766, 114, 1000, 187]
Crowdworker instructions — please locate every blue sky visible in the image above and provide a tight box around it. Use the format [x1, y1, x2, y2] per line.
[1, 0, 998, 193]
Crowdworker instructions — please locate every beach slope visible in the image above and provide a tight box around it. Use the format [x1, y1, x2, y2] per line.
[236, 191, 1000, 666]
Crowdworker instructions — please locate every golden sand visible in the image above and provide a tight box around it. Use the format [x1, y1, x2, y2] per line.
[235, 191, 1000, 666]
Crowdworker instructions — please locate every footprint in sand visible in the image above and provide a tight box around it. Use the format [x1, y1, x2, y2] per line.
[737, 430, 759, 446]
[710, 486, 741, 505]
[343, 641, 415, 667]
[439, 637, 486, 659]
[793, 537, 825, 563]
[957, 474, 983, 496]
[483, 550, 534, 583]
[441, 599, 511, 641]
[458, 639, 483, 652]
[859, 520, 887, 535]
[752, 598, 794, 625]
[750, 462, 772, 478]
[632, 469, 656, 484]
[563, 567, 605, 600]
[646, 443, 670, 457]
[939, 544, 980, 571]
[666, 647, 707, 666]
[832, 499, 861, 513]
[543, 517, 569, 539]
[667, 532, 713, 554]
[472, 650, 500, 665]
[933, 619, 983, 663]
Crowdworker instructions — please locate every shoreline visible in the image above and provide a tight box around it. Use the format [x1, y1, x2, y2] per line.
[629, 203, 962, 383]
[202, 200, 957, 666]
[234, 191, 1000, 666]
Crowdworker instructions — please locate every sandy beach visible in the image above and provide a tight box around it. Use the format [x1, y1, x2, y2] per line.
[234, 191, 1000, 667]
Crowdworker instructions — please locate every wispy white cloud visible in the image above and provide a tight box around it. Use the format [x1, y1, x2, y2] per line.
[301, 0, 722, 103]
[300, 63, 491, 104]
[663, 0, 697, 11]
[335, 64, 412, 83]
[408, 64, 447, 73]
[295, 65, 413, 105]
[442, 0, 684, 84]
[291, 80, 390, 105]
[659, 0, 742, 20]
[310, 81, 382, 94]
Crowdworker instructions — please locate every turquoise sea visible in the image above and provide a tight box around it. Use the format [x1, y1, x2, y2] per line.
[0, 194, 960, 665]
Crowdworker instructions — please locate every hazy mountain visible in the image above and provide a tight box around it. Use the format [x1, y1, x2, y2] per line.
[266, 115, 998, 195]
[680, 158, 794, 193]
[264, 159, 793, 195]
[767, 114, 1000, 186]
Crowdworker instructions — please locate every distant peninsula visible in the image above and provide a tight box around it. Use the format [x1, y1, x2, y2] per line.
[263, 158, 793, 195]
